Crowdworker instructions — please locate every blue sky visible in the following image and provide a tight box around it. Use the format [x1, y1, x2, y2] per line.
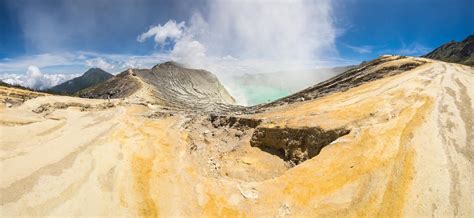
[0, 0, 473, 75]
[334, 0, 474, 61]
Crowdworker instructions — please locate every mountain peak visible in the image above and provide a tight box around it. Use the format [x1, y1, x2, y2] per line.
[83, 68, 109, 77]
[78, 62, 235, 109]
[49, 68, 113, 95]
[463, 34, 474, 43]
[152, 61, 183, 69]
[423, 34, 474, 66]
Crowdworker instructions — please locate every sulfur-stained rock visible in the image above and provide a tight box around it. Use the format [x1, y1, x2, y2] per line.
[0, 56, 473, 217]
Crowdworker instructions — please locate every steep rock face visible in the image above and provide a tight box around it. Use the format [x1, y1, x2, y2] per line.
[424, 35, 474, 66]
[0, 56, 473, 217]
[77, 69, 143, 99]
[49, 68, 113, 94]
[78, 62, 235, 110]
[135, 62, 235, 110]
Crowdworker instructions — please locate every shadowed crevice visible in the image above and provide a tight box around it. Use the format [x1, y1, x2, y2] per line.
[250, 126, 350, 165]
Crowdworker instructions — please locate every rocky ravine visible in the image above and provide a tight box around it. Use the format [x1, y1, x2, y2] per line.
[0, 56, 473, 217]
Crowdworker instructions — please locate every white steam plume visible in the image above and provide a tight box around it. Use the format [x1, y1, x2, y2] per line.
[138, 0, 336, 105]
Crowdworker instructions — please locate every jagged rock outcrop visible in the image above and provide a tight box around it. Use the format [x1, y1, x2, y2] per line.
[423, 34, 474, 66]
[136, 62, 235, 110]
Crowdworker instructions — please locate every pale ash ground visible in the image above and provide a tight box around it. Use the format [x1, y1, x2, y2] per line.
[0, 57, 473, 217]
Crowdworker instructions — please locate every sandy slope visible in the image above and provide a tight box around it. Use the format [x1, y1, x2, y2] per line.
[0, 57, 473, 217]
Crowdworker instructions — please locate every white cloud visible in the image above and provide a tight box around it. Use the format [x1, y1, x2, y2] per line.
[0, 53, 80, 73]
[397, 43, 431, 56]
[1, 1, 339, 104]
[0, 65, 80, 90]
[78, 52, 171, 72]
[137, 0, 337, 105]
[0, 51, 172, 75]
[202, 0, 335, 62]
[170, 35, 207, 67]
[137, 1, 336, 72]
[0, 74, 23, 86]
[24, 66, 46, 89]
[137, 20, 185, 45]
[345, 44, 373, 54]
[85, 57, 115, 70]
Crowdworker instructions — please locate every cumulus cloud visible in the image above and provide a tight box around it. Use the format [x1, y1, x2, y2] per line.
[3, 0, 338, 104]
[138, 0, 336, 71]
[137, 18, 207, 66]
[137, 20, 185, 45]
[171, 35, 207, 67]
[137, 0, 337, 104]
[85, 57, 115, 71]
[0, 66, 80, 90]
[24, 66, 48, 89]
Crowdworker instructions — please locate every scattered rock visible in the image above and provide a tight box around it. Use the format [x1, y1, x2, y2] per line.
[146, 111, 174, 119]
[208, 158, 220, 174]
[33, 103, 52, 113]
[32, 102, 114, 114]
[278, 203, 291, 217]
[209, 114, 262, 129]
[235, 130, 243, 138]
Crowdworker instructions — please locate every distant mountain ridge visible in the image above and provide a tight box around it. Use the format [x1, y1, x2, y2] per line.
[49, 68, 113, 94]
[423, 34, 474, 66]
[78, 61, 235, 110]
